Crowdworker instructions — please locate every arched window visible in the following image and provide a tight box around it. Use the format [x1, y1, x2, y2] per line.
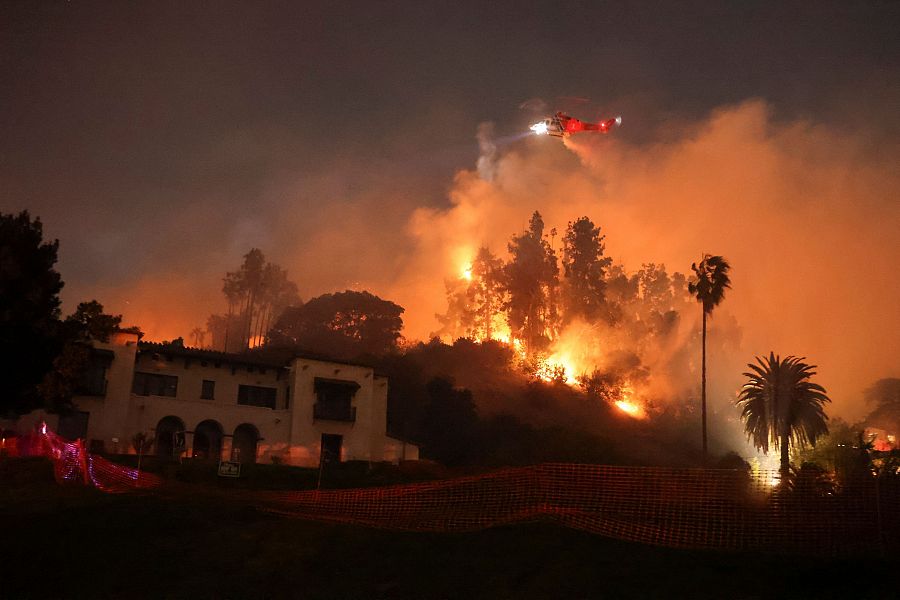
[192, 420, 224, 461]
[232, 423, 260, 464]
[155, 416, 186, 457]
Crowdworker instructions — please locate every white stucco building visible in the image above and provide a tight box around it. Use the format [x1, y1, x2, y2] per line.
[23, 331, 417, 466]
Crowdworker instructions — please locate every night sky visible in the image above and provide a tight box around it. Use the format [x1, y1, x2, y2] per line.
[2, 1, 898, 419]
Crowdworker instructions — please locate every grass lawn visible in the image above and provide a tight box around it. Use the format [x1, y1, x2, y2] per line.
[1, 458, 897, 599]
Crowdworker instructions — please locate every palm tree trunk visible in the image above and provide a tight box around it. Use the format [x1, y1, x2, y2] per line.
[780, 431, 790, 483]
[701, 308, 707, 461]
[239, 292, 251, 349]
[246, 292, 255, 349]
[223, 301, 233, 352]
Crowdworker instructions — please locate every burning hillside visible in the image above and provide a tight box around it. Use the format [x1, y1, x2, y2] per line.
[427, 210, 725, 421]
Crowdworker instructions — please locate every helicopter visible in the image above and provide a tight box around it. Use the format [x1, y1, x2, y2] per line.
[530, 112, 622, 138]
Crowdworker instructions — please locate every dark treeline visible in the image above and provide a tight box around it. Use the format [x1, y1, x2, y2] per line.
[1, 211, 139, 416]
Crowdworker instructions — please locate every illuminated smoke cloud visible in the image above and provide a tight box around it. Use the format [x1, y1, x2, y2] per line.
[390, 100, 900, 422]
[89, 100, 898, 424]
[476, 122, 498, 181]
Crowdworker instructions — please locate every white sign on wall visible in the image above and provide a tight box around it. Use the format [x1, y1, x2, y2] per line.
[218, 461, 241, 478]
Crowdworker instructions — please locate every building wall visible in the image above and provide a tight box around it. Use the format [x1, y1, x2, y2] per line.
[44, 335, 419, 465]
[75, 331, 139, 452]
[288, 358, 384, 466]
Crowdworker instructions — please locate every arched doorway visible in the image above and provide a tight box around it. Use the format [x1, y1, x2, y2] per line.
[232, 423, 260, 463]
[192, 420, 224, 460]
[155, 416, 186, 457]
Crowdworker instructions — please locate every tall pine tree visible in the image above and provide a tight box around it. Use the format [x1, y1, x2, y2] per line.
[504, 212, 559, 356]
[561, 216, 612, 324]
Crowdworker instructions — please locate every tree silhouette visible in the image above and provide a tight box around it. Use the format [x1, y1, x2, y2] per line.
[211, 249, 299, 351]
[561, 216, 611, 324]
[433, 277, 473, 341]
[39, 300, 125, 413]
[433, 246, 507, 342]
[736, 353, 831, 481]
[504, 211, 559, 356]
[189, 327, 206, 348]
[65, 300, 122, 342]
[688, 254, 731, 459]
[270, 290, 404, 359]
[633, 263, 682, 338]
[0, 211, 64, 415]
[467, 247, 506, 340]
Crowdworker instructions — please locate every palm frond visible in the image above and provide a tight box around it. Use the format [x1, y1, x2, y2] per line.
[688, 254, 732, 313]
[735, 352, 831, 458]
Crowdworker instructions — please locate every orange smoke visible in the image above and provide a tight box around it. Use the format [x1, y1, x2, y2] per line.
[74, 100, 899, 424]
[389, 100, 899, 421]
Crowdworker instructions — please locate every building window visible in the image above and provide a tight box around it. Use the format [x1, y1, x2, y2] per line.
[238, 385, 277, 409]
[313, 378, 359, 422]
[201, 380, 215, 400]
[132, 372, 178, 397]
[77, 364, 108, 396]
[75, 349, 114, 396]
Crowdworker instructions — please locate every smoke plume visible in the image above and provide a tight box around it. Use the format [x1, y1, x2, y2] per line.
[73, 100, 898, 424]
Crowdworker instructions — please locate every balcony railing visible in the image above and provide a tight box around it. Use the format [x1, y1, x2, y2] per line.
[313, 402, 356, 423]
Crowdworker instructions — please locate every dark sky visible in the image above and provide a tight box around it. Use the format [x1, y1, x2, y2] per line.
[4, 3, 897, 212]
[2, 1, 899, 410]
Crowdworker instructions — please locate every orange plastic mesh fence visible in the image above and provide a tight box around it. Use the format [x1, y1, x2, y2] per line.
[11, 430, 898, 555]
[14, 429, 162, 493]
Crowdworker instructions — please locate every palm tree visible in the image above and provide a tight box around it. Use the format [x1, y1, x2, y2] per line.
[736, 353, 831, 481]
[189, 327, 205, 349]
[688, 254, 731, 460]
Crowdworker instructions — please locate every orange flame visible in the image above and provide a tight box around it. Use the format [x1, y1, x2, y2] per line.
[614, 385, 647, 419]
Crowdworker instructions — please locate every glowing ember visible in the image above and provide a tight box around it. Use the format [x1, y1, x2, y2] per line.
[461, 265, 473, 281]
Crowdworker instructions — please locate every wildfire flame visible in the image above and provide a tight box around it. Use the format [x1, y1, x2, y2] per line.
[461, 325, 650, 419]
[540, 351, 579, 384]
[445, 251, 652, 420]
[614, 399, 642, 417]
[614, 385, 647, 419]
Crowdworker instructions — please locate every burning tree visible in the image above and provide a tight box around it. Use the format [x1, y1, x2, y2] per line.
[429, 210, 737, 426]
[504, 211, 559, 357]
[433, 246, 506, 342]
[561, 216, 612, 325]
[466, 247, 506, 340]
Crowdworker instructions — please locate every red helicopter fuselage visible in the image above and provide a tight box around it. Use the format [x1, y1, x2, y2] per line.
[531, 112, 621, 137]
